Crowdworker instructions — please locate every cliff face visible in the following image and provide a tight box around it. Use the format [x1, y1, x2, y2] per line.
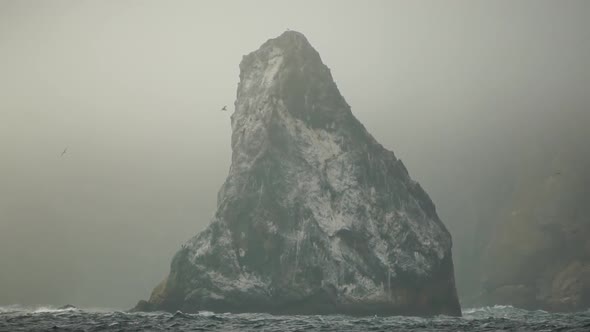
[444, 110, 590, 311]
[477, 131, 590, 311]
[135, 31, 461, 316]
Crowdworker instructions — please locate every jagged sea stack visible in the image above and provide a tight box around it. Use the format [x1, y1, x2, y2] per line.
[135, 31, 461, 316]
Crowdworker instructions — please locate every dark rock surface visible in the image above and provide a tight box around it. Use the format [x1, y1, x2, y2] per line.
[135, 31, 461, 316]
[458, 119, 590, 312]
[478, 147, 590, 311]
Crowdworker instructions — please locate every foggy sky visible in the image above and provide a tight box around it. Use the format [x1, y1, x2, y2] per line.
[1, 1, 588, 308]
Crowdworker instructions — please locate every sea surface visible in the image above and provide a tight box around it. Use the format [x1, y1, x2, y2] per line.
[1, 304, 589, 331]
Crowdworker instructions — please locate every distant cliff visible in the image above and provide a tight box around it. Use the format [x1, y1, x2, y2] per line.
[479, 130, 590, 311]
[135, 31, 461, 316]
[447, 114, 590, 311]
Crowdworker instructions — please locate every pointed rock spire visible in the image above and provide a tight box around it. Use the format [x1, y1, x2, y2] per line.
[135, 31, 461, 317]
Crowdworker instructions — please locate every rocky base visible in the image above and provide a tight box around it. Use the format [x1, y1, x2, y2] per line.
[133, 250, 460, 317]
[134, 284, 460, 317]
[470, 260, 590, 312]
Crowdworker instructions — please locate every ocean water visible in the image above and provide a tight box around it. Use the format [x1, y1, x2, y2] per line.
[1, 305, 589, 331]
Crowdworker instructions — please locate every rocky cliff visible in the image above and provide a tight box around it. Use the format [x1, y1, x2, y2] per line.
[135, 31, 461, 316]
[443, 110, 590, 311]
[477, 125, 590, 311]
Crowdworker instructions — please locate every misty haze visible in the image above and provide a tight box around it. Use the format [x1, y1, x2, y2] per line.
[1, 1, 589, 331]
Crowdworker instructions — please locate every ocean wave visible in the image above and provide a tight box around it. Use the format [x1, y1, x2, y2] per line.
[463, 304, 518, 314]
[0, 305, 122, 314]
[0, 305, 73, 314]
[0, 304, 26, 313]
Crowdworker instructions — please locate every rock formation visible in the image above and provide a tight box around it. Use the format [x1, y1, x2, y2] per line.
[478, 136, 590, 311]
[135, 31, 461, 316]
[444, 111, 590, 312]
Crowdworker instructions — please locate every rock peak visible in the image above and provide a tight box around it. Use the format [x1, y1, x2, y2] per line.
[274, 30, 309, 43]
[238, 30, 324, 92]
[267, 30, 312, 49]
[259, 30, 313, 54]
[235, 30, 350, 145]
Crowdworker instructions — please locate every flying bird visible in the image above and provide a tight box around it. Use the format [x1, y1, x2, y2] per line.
[221, 106, 227, 111]
[60, 147, 68, 157]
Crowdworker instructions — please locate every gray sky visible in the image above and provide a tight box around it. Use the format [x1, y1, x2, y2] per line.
[1, 0, 588, 308]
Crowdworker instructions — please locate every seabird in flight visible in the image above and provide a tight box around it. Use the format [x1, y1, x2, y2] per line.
[221, 105, 227, 111]
[60, 147, 68, 157]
